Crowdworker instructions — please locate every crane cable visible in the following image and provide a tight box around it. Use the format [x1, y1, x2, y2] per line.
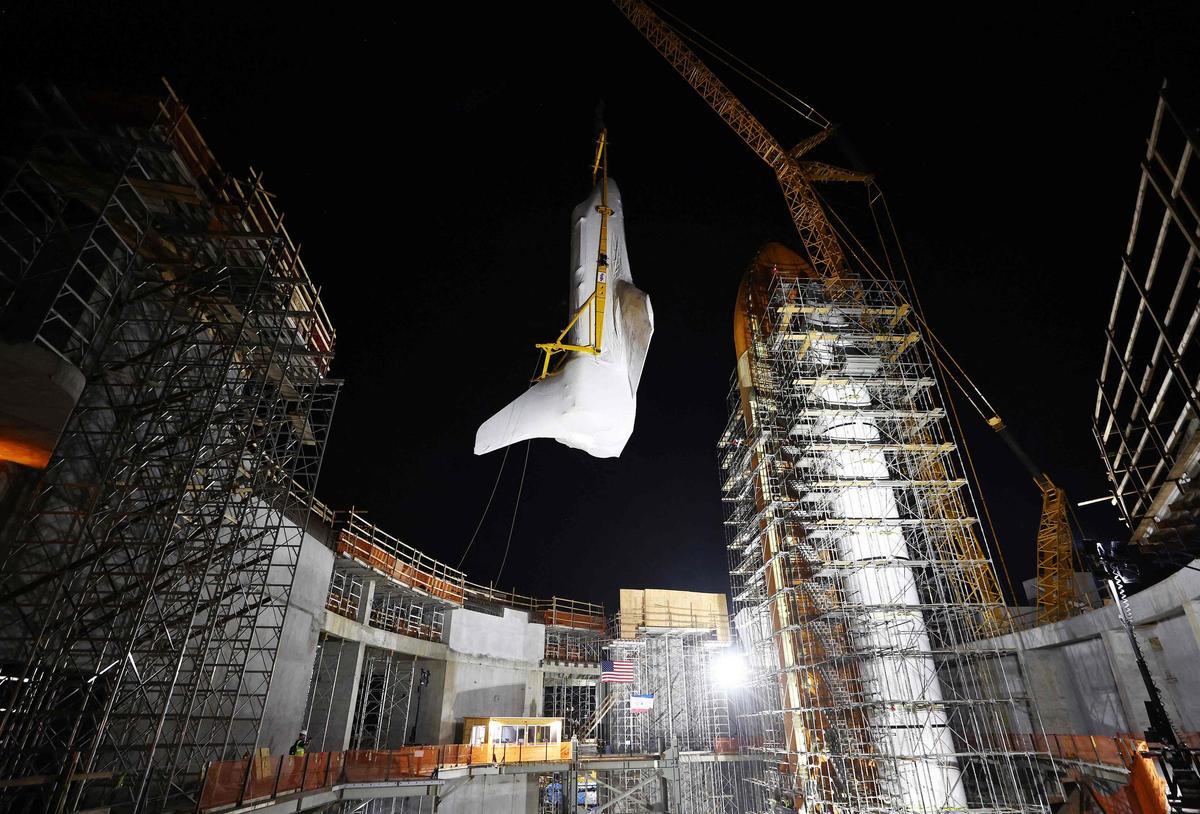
[645, 2, 1002, 431]
[811, 181, 1024, 608]
[496, 440, 531, 585]
[814, 183, 1002, 426]
[870, 189, 1023, 609]
[459, 359, 539, 572]
[647, 2, 830, 130]
[458, 444, 511, 569]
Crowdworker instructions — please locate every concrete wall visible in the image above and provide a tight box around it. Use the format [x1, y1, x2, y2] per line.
[435, 608, 546, 743]
[260, 520, 336, 754]
[983, 560, 1200, 737]
[313, 602, 556, 747]
[1021, 639, 1128, 733]
[446, 606, 544, 663]
[437, 774, 536, 814]
[301, 587, 571, 813]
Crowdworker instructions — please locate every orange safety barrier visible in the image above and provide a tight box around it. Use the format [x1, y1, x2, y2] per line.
[394, 561, 463, 604]
[378, 619, 439, 641]
[342, 748, 439, 782]
[337, 533, 465, 605]
[714, 737, 739, 754]
[242, 755, 281, 801]
[472, 742, 573, 764]
[540, 609, 606, 632]
[198, 742, 576, 811]
[391, 747, 439, 777]
[198, 758, 249, 809]
[325, 595, 357, 620]
[302, 753, 332, 790]
[439, 744, 473, 767]
[343, 750, 389, 783]
[274, 755, 307, 796]
[1032, 733, 1125, 767]
[543, 644, 599, 664]
[327, 752, 345, 784]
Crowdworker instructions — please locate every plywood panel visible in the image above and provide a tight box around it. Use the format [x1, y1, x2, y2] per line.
[618, 588, 730, 641]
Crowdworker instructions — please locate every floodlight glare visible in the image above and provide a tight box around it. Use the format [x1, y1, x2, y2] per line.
[711, 652, 748, 690]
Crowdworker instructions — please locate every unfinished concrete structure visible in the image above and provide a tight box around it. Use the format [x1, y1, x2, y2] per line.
[0, 83, 339, 812]
[2, 69, 1198, 814]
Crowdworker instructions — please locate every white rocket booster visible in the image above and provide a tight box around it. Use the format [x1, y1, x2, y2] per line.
[474, 179, 653, 459]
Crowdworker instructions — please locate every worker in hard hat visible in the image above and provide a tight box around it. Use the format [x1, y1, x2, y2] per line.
[289, 730, 309, 756]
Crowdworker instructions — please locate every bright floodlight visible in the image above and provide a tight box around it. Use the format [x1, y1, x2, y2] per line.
[711, 652, 748, 690]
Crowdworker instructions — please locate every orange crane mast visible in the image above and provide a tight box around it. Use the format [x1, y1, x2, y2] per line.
[612, 0, 864, 289]
[612, 0, 1082, 626]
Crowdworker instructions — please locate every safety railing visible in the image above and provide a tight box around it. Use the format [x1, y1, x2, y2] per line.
[463, 580, 539, 612]
[336, 511, 466, 606]
[968, 731, 1200, 770]
[543, 634, 603, 665]
[197, 743, 573, 812]
[611, 607, 731, 641]
[441, 742, 574, 766]
[324, 571, 362, 621]
[538, 597, 606, 632]
[462, 584, 606, 632]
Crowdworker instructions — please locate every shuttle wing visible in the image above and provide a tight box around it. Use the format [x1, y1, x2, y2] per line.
[474, 179, 653, 458]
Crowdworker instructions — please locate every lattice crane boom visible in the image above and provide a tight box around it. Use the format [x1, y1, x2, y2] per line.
[612, 0, 851, 284]
[988, 415, 1080, 623]
[612, 0, 1082, 626]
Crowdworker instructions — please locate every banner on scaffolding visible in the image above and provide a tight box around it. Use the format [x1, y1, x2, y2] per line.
[630, 693, 654, 713]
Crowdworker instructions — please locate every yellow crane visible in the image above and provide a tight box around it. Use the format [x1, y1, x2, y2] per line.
[612, 0, 1080, 624]
[986, 416, 1079, 623]
[612, 1, 864, 290]
[534, 129, 613, 380]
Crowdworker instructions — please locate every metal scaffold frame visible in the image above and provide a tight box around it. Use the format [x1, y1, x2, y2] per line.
[599, 628, 745, 814]
[1095, 83, 1200, 546]
[0, 83, 339, 812]
[350, 650, 417, 751]
[720, 259, 1057, 814]
[543, 677, 597, 741]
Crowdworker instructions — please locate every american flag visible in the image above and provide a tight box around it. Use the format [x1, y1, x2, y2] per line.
[600, 660, 634, 683]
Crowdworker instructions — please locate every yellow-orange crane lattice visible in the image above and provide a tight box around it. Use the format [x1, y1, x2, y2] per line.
[612, 0, 1011, 623]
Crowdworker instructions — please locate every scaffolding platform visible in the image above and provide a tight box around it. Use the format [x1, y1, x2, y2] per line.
[721, 257, 1057, 813]
[332, 511, 467, 606]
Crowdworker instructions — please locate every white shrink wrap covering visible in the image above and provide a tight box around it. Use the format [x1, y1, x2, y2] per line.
[474, 179, 653, 458]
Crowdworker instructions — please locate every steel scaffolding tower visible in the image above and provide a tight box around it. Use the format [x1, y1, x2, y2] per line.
[600, 627, 743, 814]
[719, 247, 1055, 814]
[543, 678, 596, 740]
[0, 84, 339, 811]
[350, 650, 417, 751]
[1095, 83, 1200, 548]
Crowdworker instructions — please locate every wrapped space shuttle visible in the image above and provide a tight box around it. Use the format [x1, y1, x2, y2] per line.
[474, 177, 653, 458]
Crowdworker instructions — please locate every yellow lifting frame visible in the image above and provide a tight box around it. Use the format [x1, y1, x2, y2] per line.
[534, 129, 612, 381]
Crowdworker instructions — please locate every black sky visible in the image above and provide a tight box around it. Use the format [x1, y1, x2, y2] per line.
[4, 2, 1199, 610]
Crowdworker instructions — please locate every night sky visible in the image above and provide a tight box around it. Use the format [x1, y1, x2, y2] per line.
[4, 2, 1199, 610]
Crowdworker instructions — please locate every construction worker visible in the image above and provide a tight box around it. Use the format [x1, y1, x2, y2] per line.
[289, 730, 309, 756]
[544, 774, 563, 807]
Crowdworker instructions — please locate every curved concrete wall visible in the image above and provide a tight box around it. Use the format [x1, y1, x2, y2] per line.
[981, 561, 1200, 735]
